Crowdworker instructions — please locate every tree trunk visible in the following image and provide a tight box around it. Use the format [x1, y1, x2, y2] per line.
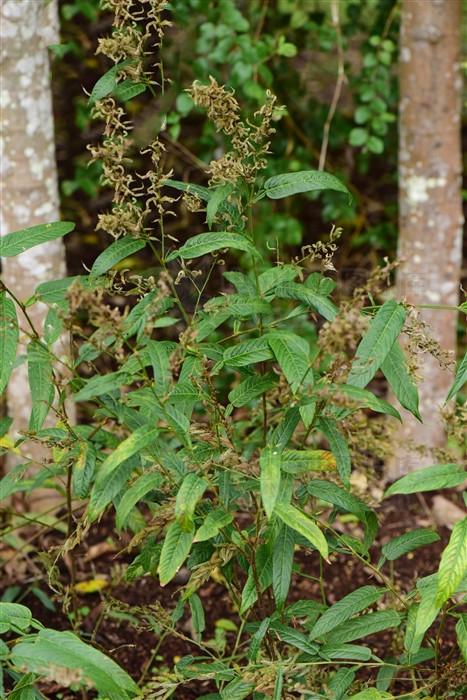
[0, 0, 70, 507]
[388, 0, 463, 479]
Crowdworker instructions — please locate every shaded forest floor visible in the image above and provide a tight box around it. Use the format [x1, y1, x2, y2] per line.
[1, 490, 465, 699]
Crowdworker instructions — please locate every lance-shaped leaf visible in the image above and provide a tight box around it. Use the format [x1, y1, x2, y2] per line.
[158, 520, 194, 585]
[0, 293, 18, 394]
[275, 503, 328, 559]
[74, 370, 132, 402]
[88, 457, 137, 522]
[309, 586, 385, 640]
[446, 351, 467, 401]
[228, 373, 277, 407]
[11, 629, 138, 700]
[27, 340, 54, 431]
[116, 471, 162, 530]
[326, 383, 401, 420]
[275, 281, 338, 321]
[347, 301, 406, 389]
[381, 341, 421, 420]
[175, 473, 208, 528]
[324, 610, 401, 645]
[307, 479, 371, 521]
[281, 450, 336, 475]
[88, 428, 157, 520]
[264, 170, 350, 200]
[273, 623, 319, 655]
[72, 441, 97, 499]
[436, 517, 467, 606]
[222, 336, 273, 368]
[273, 524, 295, 609]
[318, 417, 351, 485]
[384, 463, 466, 497]
[456, 614, 467, 663]
[381, 528, 440, 562]
[0, 221, 75, 257]
[268, 332, 311, 392]
[90, 237, 146, 278]
[166, 231, 260, 261]
[260, 447, 281, 518]
[194, 509, 233, 542]
[89, 59, 133, 103]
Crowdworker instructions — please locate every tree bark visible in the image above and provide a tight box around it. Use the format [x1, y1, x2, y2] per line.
[388, 0, 463, 478]
[1, 0, 70, 506]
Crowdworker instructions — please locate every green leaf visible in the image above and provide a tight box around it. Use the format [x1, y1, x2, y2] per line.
[88, 428, 158, 520]
[318, 417, 351, 485]
[381, 529, 440, 562]
[275, 503, 328, 559]
[272, 524, 295, 609]
[158, 521, 194, 585]
[89, 60, 132, 103]
[405, 576, 440, 654]
[264, 170, 349, 200]
[275, 281, 338, 321]
[72, 441, 97, 499]
[222, 336, 273, 368]
[0, 602, 32, 633]
[194, 509, 233, 542]
[73, 370, 131, 402]
[436, 517, 467, 606]
[164, 179, 211, 201]
[347, 301, 407, 388]
[228, 373, 277, 407]
[0, 221, 75, 257]
[273, 623, 319, 655]
[220, 677, 254, 700]
[10, 629, 138, 700]
[258, 265, 298, 294]
[320, 643, 371, 661]
[328, 667, 356, 700]
[34, 275, 82, 307]
[94, 426, 158, 491]
[381, 341, 421, 420]
[113, 80, 146, 102]
[268, 332, 311, 392]
[0, 293, 18, 394]
[326, 383, 401, 420]
[309, 586, 384, 640]
[248, 617, 270, 661]
[456, 614, 467, 663]
[90, 237, 146, 277]
[446, 352, 467, 401]
[88, 457, 136, 522]
[189, 593, 205, 639]
[167, 232, 260, 261]
[115, 471, 162, 530]
[324, 610, 400, 645]
[260, 447, 281, 518]
[175, 473, 208, 528]
[307, 480, 371, 521]
[206, 184, 234, 228]
[27, 341, 54, 432]
[384, 463, 466, 497]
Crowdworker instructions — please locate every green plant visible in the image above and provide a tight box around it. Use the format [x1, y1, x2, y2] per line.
[0, 1, 466, 699]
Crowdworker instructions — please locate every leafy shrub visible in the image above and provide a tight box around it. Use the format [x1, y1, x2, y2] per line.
[0, 1, 465, 698]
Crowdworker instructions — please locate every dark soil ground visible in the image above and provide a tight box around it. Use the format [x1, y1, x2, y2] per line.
[1, 489, 465, 699]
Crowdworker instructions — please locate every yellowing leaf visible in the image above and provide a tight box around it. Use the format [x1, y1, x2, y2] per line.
[74, 578, 108, 594]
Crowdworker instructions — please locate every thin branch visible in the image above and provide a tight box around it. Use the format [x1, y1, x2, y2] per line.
[318, 0, 345, 171]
